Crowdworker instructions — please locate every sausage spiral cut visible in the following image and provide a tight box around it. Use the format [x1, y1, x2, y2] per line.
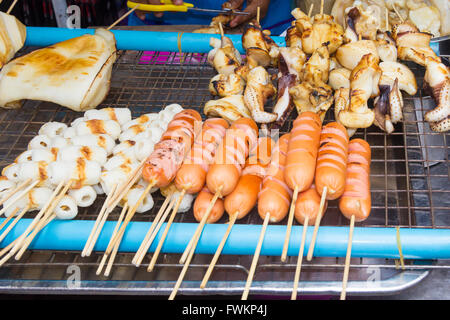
[338, 138, 371, 300]
[306, 121, 349, 261]
[282, 111, 322, 262]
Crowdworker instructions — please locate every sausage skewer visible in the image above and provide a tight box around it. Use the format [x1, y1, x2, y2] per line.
[200, 137, 273, 289]
[339, 138, 371, 300]
[178, 118, 259, 266]
[98, 110, 202, 270]
[242, 134, 291, 300]
[307, 122, 349, 261]
[282, 112, 322, 262]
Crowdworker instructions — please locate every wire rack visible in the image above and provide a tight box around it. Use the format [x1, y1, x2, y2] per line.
[0, 48, 448, 297]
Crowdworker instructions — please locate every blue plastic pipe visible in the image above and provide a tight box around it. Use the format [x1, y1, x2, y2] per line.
[1, 218, 450, 259]
[25, 27, 285, 54]
[24, 26, 440, 55]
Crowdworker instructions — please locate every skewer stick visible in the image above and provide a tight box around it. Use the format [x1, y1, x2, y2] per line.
[82, 183, 119, 257]
[96, 203, 128, 276]
[6, 0, 18, 14]
[0, 206, 29, 243]
[218, 22, 224, 39]
[306, 186, 327, 261]
[107, 4, 141, 30]
[340, 214, 355, 300]
[282, 185, 298, 262]
[385, 8, 389, 31]
[179, 187, 222, 264]
[106, 159, 146, 209]
[0, 180, 39, 217]
[0, 207, 19, 233]
[392, 4, 404, 23]
[291, 216, 309, 300]
[256, 6, 260, 25]
[132, 195, 172, 266]
[103, 183, 154, 258]
[242, 212, 270, 300]
[2, 180, 65, 258]
[134, 196, 177, 267]
[147, 189, 186, 272]
[320, 0, 324, 15]
[14, 179, 74, 260]
[200, 211, 238, 289]
[0, 178, 32, 207]
[307, 3, 314, 18]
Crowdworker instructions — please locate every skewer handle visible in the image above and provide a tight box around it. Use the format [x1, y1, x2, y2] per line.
[340, 214, 355, 300]
[282, 185, 298, 262]
[306, 186, 327, 261]
[291, 216, 308, 300]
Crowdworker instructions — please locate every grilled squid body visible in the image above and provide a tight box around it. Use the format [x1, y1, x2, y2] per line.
[207, 36, 242, 76]
[209, 73, 245, 97]
[204, 94, 252, 123]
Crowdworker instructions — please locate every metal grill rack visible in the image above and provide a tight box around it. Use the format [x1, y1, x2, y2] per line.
[0, 48, 448, 297]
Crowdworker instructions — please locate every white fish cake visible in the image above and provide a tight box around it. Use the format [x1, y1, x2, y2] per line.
[2, 163, 20, 182]
[0, 176, 16, 200]
[28, 187, 53, 210]
[28, 134, 52, 150]
[17, 161, 50, 187]
[58, 145, 107, 165]
[47, 159, 101, 188]
[68, 185, 97, 207]
[71, 133, 116, 155]
[122, 113, 158, 131]
[84, 108, 131, 126]
[124, 185, 154, 213]
[74, 119, 121, 140]
[38, 122, 68, 138]
[134, 139, 155, 162]
[54, 195, 78, 220]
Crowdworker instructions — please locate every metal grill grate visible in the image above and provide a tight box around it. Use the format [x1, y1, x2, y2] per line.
[0, 48, 448, 296]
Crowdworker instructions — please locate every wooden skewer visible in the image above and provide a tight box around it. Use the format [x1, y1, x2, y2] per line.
[98, 182, 154, 266]
[307, 3, 314, 18]
[106, 159, 146, 209]
[218, 21, 224, 39]
[340, 214, 355, 300]
[392, 4, 404, 23]
[200, 211, 238, 289]
[256, 6, 260, 25]
[0, 207, 19, 233]
[281, 185, 298, 262]
[134, 196, 177, 267]
[6, 0, 18, 14]
[320, 0, 324, 15]
[147, 189, 186, 272]
[179, 187, 222, 264]
[291, 216, 309, 300]
[96, 203, 128, 276]
[82, 183, 119, 257]
[107, 4, 141, 31]
[242, 212, 270, 300]
[14, 179, 74, 261]
[385, 8, 389, 31]
[0, 178, 32, 207]
[0, 180, 39, 217]
[306, 186, 327, 261]
[0, 206, 29, 243]
[0, 180, 65, 262]
[132, 195, 172, 266]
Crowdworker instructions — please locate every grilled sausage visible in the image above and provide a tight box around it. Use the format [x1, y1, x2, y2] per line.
[142, 109, 202, 188]
[206, 118, 258, 197]
[224, 137, 274, 219]
[193, 187, 225, 223]
[294, 184, 328, 225]
[315, 122, 349, 200]
[175, 118, 229, 194]
[339, 138, 371, 222]
[284, 111, 322, 193]
[258, 133, 292, 223]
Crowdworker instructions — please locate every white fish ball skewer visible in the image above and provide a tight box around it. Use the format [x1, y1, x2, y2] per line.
[58, 145, 107, 165]
[84, 108, 132, 126]
[28, 135, 52, 150]
[74, 119, 121, 140]
[124, 185, 154, 214]
[71, 134, 116, 155]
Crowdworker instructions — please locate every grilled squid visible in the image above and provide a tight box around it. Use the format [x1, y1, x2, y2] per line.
[373, 79, 403, 134]
[243, 66, 278, 123]
[209, 73, 245, 97]
[207, 36, 242, 76]
[204, 94, 252, 123]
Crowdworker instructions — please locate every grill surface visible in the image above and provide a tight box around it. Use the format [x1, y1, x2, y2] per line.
[0, 49, 449, 297]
